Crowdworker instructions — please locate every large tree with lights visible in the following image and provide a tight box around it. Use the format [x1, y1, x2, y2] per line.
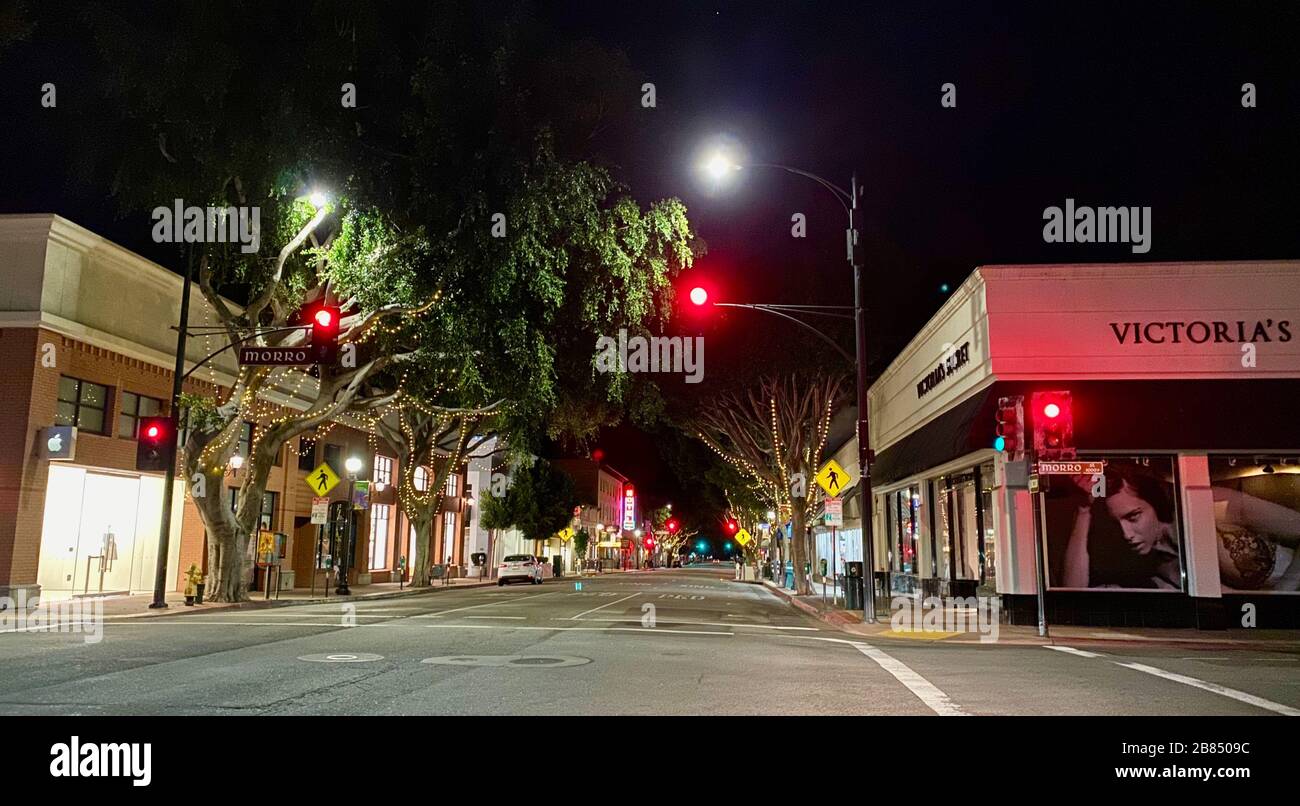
[692, 374, 848, 594]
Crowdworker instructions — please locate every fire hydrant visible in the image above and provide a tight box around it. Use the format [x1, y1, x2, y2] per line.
[184, 564, 204, 606]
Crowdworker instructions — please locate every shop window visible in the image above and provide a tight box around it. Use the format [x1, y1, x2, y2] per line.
[443, 510, 456, 562]
[323, 443, 342, 472]
[56, 376, 110, 434]
[1208, 455, 1300, 593]
[117, 391, 163, 438]
[236, 421, 253, 462]
[374, 454, 393, 486]
[977, 461, 997, 595]
[445, 471, 458, 497]
[369, 504, 391, 570]
[1042, 454, 1183, 591]
[298, 438, 317, 471]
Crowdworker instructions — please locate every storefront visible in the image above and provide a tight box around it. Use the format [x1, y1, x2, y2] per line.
[867, 262, 1300, 628]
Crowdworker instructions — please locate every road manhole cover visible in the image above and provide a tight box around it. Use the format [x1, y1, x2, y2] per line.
[421, 655, 590, 668]
[298, 652, 385, 663]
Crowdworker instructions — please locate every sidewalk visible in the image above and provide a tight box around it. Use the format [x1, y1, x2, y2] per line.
[755, 579, 1300, 650]
[80, 577, 497, 619]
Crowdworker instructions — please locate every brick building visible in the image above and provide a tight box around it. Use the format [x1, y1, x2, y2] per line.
[0, 215, 469, 601]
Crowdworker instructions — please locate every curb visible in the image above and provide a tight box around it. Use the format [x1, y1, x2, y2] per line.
[106, 580, 499, 619]
[760, 581, 1300, 651]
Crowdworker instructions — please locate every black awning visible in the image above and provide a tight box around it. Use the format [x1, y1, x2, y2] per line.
[870, 387, 995, 488]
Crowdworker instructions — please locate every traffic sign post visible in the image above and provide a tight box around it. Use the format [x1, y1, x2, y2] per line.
[816, 459, 852, 498]
[735, 527, 752, 547]
[305, 462, 340, 496]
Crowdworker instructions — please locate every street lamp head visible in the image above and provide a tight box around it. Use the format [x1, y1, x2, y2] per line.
[229, 453, 244, 470]
[703, 152, 737, 181]
[345, 456, 363, 475]
[309, 191, 329, 210]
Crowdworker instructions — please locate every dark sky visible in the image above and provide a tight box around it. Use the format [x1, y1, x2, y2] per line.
[4, 1, 1299, 534]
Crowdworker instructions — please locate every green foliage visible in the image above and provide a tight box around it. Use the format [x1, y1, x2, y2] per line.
[572, 527, 591, 558]
[478, 459, 577, 543]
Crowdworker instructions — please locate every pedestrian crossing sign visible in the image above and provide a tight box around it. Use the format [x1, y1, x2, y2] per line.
[816, 459, 852, 498]
[306, 462, 340, 496]
[735, 527, 752, 546]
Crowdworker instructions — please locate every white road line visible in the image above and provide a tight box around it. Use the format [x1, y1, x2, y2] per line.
[852, 642, 969, 716]
[1114, 661, 1300, 716]
[417, 591, 555, 618]
[1046, 646, 1104, 658]
[560, 617, 817, 631]
[465, 615, 526, 620]
[569, 593, 639, 620]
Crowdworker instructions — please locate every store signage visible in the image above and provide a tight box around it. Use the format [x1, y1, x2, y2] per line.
[1036, 460, 1104, 475]
[915, 341, 971, 399]
[352, 480, 370, 510]
[1108, 319, 1292, 346]
[39, 426, 77, 461]
[622, 489, 636, 531]
[238, 346, 314, 366]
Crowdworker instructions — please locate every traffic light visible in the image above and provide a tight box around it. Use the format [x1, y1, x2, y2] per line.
[645, 535, 656, 551]
[310, 305, 341, 364]
[1031, 390, 1075, 460]
[724, 518, 738, 533]
[689, 286, 709, 306]
[665, 518, 679, 533]
[993, 395, 1025, 456]
[136, 415, 176, 472]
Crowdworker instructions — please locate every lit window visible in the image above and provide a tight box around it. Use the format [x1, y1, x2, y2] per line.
[414, 466, 429, 492]
[55, 376, 110, 434]
[369, 504, 391, 570]
[445, 471, 458, 497]
[117, 391, 163, 438]
[373, 454, 393, 485]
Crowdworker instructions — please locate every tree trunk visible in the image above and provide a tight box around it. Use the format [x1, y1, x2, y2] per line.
[791, 506, 812, 595]
[407, 509, 435, 587]
[188, 466, 253, 603]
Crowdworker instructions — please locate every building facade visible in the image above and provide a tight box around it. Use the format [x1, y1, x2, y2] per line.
[0, 215, 468, 601]
[863, 261, 1300, 628]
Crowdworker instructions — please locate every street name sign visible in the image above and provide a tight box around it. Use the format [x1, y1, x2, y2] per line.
[305, 462, 340, 496]
[816, 459, 852, 498]
[1036, 460, 1104, 475]
[238, 346, 314, 366]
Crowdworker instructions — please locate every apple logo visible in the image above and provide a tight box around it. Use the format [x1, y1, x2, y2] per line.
[47, 433, 63, 454]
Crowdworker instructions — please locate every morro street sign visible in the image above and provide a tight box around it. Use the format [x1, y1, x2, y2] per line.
[1036, 460, 1104, 475]
[238, 346, 314, 366]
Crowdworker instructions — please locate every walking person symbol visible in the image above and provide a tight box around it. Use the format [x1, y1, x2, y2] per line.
[315, 469, 330, 492]
[827, 468, 840, 492]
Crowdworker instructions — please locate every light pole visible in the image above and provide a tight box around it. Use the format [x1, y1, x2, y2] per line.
[338, 455, 363, 595]
[699, 150, 879, 622]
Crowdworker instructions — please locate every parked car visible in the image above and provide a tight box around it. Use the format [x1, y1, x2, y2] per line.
[498, 554, 544, 585]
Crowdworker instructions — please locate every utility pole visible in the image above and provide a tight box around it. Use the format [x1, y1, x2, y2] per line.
[849, 173, 878, 623]
[150, 251, 193, 609]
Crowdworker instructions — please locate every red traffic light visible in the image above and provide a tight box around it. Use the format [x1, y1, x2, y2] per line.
[1042, 402, 1061, 419]
[314, 308, 335, 328]
[1031, 390, 1075, 460]
[666, 518, 679, 533]
[689, 286, 708, 306]
[724, 518, 738, 533]
[135, 415, 175, 471]
[310, 304, 341, 364]
[145, 424, 160, 439]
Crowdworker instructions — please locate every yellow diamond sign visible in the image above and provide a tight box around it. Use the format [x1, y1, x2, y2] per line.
[734, 527, 752, 546]
[305, 462, 340, 496]
[816, 459, 852, 498]
[557, 527, 575, 542]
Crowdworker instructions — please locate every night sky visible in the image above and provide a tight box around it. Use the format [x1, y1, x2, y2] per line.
[4, 1, 1299, 531]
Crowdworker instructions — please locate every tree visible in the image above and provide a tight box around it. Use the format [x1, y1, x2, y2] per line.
[481, 458, 578, 548]
[691, 374, 848, 594]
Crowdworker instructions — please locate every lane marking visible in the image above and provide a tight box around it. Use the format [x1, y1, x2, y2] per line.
[851, 642, 969, 716]
[1114, 661, 1300, 716]
[465, 615, 526, 620]
[569, 593, 640, 620]
[561, 617, 817, 631]
[417, 591, 556, 618]
[1046, 646, 1104, 658]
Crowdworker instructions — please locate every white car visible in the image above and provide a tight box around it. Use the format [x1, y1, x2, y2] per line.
[498, 554, 544, 585]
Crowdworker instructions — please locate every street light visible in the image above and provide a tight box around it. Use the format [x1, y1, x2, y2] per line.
[338, 455, 363, 595]
[309, 191, 329, 210]
[697, 141, 878, 623]
[229, 452, 244, 471]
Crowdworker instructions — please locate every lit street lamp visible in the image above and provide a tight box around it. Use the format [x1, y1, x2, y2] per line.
[698, 145, 878, 622]
[337, 455, 363, 595]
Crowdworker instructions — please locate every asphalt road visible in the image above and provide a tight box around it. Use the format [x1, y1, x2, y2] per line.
[1, 566, 1297, 715]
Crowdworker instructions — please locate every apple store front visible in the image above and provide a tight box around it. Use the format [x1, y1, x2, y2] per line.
[867, 262, 1300, 628]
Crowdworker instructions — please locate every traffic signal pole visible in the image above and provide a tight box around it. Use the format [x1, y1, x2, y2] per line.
[150, 252, 193, 609]
[849, 173, 878, 623]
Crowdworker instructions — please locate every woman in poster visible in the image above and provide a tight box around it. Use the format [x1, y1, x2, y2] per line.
[1059, 462, 1182, 589]
[1212, 485, 1300, 592]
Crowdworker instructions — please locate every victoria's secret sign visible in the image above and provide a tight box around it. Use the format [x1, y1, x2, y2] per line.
[1108, 318, 1292, 345]
[916, 341, 971, 399]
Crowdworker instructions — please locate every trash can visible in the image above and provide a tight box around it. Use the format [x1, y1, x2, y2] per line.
[783, 562, 794, 589]
[552, 555, 563, 579]
[844, 561, 864, 611]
